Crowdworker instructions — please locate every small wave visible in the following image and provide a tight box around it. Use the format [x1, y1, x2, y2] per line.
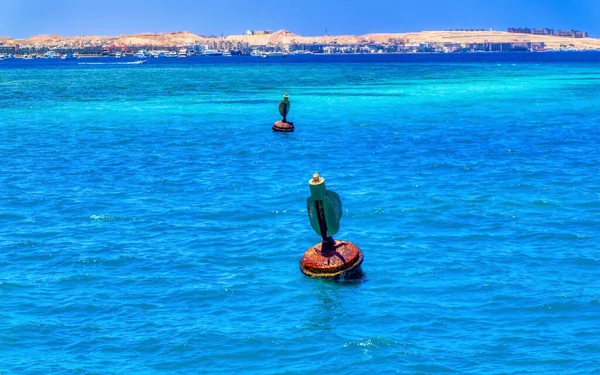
[0, 281, 33, 290]
[344, 337, 398, 350]
[531, 199, 558, 208]
[0, 212, 27, 221]
[78, 62, 145, 65]
[90, 214, 111, 220]
[89, 214, 138, 221]
[212, 99, 273, 104]
[57, 274, 95, 283]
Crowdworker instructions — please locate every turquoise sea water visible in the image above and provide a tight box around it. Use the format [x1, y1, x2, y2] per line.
[1, 54, 600, 374]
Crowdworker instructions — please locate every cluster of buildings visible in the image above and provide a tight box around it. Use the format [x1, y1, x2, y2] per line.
[508, 27, 589, 38]
[300, 41, 547, 54]
[246, 30, 272, 35]
[446, 29, 489, 32]
[0, 40, 553, 57]
[103, 40, 251, 55]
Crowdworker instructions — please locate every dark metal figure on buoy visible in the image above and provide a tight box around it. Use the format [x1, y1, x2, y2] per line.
[300, 173, 364, 279]
[273, 94, 295, 132]
[279, 94, 290, 123]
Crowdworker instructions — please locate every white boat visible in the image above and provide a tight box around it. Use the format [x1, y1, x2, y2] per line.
[115, 52, 122, 58]
[203, 49, 223, 56]
[44, 51, 60, 59]
[178, 49, 188, 58]
[61, 53, 78, 60]
[22, 54, 35, 60]
[291, 50, 314, 55]
[223, 51, 232, 57]
[135, 50, 147, 58]
[262, 51, 288, 58]
[167, 51, 178, 58]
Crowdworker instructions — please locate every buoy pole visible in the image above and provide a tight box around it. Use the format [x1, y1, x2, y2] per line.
[310, 173, 335, 251]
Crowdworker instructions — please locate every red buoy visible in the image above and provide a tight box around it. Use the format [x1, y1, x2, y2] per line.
[300, 240, 363, 279]
[272, 121, 295, 132]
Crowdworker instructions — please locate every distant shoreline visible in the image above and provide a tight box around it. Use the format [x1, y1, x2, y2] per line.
[4, 50, 600, 63]
[2, 30, 600, 56]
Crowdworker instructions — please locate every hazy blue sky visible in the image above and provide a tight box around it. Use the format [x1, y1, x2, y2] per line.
[1, 0, 598, 38]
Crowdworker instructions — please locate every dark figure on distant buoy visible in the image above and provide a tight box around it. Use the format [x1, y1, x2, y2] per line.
[299, 172, 364, 279]
[273, 94, 295, 132]
[278, 94, 290, 122]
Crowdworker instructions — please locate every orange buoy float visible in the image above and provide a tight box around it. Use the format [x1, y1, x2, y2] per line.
[300, 240, 363, 279]
[272, 120, 295, 132]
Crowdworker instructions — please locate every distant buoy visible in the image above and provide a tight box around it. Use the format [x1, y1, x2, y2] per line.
[273, 94, 294, 132]
[272, 121, 295, 132]
[300, 240, 363, 279]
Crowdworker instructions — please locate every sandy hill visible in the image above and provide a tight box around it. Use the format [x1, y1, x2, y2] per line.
[112, 31, 209, 46]
[0, 36, 16, 45]
[227, 30, 600, 49]
[2, 30, 600, 50]
[399, 31, 600, 49]
[226, 30, 368, 45]
[1, 31, 209, 47]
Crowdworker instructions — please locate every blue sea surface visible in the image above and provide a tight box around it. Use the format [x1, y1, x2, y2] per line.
[1, 53, 600, 374]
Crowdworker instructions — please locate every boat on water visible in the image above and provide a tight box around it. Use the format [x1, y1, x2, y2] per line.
[262, 51, 288, 58]
[135, 50, 148, 58]
[178, 49, 188, 58]
[115, 52, 122, 58]
[203, 49, 223, 56]
[78, 60, 147, 65]
[291, 50, 314, 55]
[44, 51, 60, 59]
[62, 53, 79, 60]
[223, 51, 232, 57]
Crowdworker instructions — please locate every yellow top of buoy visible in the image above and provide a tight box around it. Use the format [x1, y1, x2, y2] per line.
[309, 172, 325, 185]
[283, 94, 289, 98]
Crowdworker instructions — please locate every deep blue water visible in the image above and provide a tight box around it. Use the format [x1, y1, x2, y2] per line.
[1, 53, 600, 374]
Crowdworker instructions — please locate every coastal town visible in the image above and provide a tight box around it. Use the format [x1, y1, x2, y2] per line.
[0, 27, 597, 60]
